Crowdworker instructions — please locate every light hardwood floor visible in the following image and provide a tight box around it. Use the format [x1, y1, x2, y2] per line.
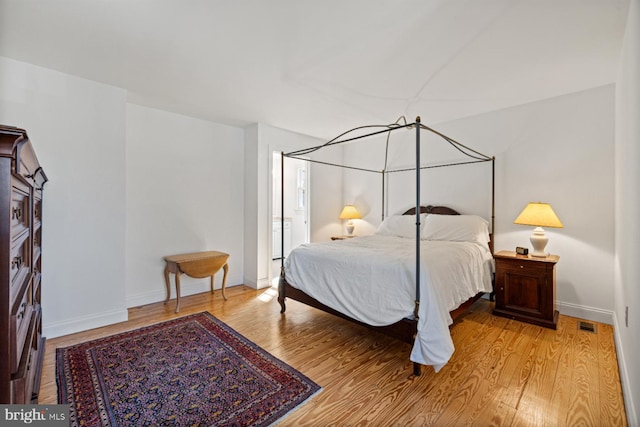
[40, 286, 627, 426]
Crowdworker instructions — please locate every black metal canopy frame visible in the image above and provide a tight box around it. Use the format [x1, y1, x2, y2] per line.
[278, 116, 495, 324]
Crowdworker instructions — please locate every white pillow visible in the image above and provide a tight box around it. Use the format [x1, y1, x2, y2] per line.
[421, 214, 490, 245]
[375, 214, 426, 239]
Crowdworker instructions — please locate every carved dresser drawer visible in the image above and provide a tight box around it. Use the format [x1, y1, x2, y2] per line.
[11, 308, 41, 404]
[11, 278, 34, 374]
[10, 186, 30, 238]
[9, 231, 30, 304]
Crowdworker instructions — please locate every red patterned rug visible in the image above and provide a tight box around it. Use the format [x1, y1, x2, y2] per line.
[56, 312, 321, 426]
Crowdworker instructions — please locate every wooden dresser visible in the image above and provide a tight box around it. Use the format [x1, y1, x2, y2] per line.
[0, 126, 48, 403]
[493, 250, 559, 329]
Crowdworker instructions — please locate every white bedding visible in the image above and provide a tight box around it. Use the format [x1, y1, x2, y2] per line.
[283, 234, 494, 372]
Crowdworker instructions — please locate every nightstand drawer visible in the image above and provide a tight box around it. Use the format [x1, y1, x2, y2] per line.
[496, 256, 556, 272]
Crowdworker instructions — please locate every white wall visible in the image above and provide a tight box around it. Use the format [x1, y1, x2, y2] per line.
[615, 0, 639, 423]
[342, 128, 493, 236]
[450, 86, 616, 324]
[0, 57, 128, 337]
[343, 86, 616, 325]
[243, 124, 260, 288]
[125, 104, 245, 307]
[0, 57, 247, 338]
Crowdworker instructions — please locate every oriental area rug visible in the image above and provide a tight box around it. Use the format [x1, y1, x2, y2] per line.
[56, 312, 321, 426]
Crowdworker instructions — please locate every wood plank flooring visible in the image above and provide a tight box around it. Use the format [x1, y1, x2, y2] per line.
[39, 286, 627, 426]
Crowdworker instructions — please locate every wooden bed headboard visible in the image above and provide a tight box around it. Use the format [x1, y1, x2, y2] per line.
[402, 205, 460, 216]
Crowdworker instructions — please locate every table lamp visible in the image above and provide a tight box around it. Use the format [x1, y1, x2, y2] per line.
[513, 202, 563, 257]
[339, 205, 362, 236]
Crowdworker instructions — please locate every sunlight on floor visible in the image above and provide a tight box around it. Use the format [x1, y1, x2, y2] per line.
[258, 285, 279, 302]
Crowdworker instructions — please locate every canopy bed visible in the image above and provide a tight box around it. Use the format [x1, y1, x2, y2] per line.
[276, 117, 495, 375]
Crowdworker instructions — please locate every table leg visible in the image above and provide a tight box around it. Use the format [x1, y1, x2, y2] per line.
[221, 263, 228, 301]
[174, 271, 182, 313]
[164, 264, 171, 305]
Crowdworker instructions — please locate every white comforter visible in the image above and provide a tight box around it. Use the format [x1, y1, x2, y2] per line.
[284, 234, 494, 371]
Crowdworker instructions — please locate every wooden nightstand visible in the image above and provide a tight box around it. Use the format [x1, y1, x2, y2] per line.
[330, 235, 357, 240]
[493, 250, 559, 329]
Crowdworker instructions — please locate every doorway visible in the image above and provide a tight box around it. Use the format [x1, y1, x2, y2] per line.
[271, 152, 310, 284]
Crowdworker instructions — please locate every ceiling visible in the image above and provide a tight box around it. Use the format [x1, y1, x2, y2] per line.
[0, 0, 630, 139]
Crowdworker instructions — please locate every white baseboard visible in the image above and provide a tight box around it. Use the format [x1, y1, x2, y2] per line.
[45, 282, 243, 339]
[126, 282, 209, 308]
[447, 292, 614, 326]
[126, 281, 237, 308]
[556, 300, 613, 325]
[43, 308, 128, 339]
[612, 311, 638, 427]
[126, 288, 170, 309]
[243, 277, 258, 289]
[257, 277, 271, 289]
[481, 295, 614, 324]
[243, 277, 271, 290]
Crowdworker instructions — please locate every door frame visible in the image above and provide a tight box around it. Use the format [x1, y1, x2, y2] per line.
[269, 151, 310, 285]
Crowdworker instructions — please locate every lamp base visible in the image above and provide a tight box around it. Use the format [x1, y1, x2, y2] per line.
[530, 227, 548, 257]
[346, 222, 355, 236]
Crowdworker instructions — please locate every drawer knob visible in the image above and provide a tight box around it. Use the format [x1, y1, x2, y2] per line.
[12, 207, 22, 220]
[519, 265, 524, 268]
[11, 256, 22, 269]
[18, 302, 27, 319]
